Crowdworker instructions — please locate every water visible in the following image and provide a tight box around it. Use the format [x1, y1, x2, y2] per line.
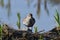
[0, 0, 60, 32]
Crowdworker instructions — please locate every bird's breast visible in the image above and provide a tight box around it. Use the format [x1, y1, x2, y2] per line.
[23, 18, 30, 26]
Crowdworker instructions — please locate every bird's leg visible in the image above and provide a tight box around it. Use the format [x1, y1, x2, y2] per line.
[31, 27, 33, 32]
[27, 27, 29, 31]
[28, 27, 29, 30]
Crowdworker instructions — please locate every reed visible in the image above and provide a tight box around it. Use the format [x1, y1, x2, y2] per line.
[17, 13, 21, 29]
[0, 24, 2, 40]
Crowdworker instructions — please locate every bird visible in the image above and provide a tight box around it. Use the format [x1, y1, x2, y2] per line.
[23, 13, 35, 31]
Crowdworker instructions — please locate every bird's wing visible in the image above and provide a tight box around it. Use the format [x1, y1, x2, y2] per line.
[23, 17, 29, 25]
[29, 17, 35, 27]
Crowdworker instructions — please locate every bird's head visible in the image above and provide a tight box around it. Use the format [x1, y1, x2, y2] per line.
[27, 13, 33, 18]
[29, 13, 33, 17]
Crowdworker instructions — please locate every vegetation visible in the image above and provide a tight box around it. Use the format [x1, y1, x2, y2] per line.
[17, 13, 21, 29]
[34, 26, 44, 40]
[0, 0, 60, 40]
[34, 26, 38, 33]
[54, 10, 60, 27]
[54, 10, 60, 35]
[0, 24, 2, 40]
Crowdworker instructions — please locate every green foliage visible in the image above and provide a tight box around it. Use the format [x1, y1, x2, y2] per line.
[39, 35, 43, 40]
[17, 13, 21, 29]
[17, 13, 20, 21]
[34, 26, 44, 40]
[34, 26, 38, 33]
[54, 10, 60, 26]
[0, 24, 2, 40]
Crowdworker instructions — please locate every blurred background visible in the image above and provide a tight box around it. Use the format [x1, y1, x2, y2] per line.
[0, 0, 60, 32]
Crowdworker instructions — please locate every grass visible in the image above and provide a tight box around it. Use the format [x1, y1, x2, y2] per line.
[0, 10, 60, 40]
[17, 12, 21, 29]
[54, 10, 60, 35]
[54, 10, 60, 26]
[34, 26, 44, 40]
[34, 26, 38, 33]
[0, 24, 2, 40]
